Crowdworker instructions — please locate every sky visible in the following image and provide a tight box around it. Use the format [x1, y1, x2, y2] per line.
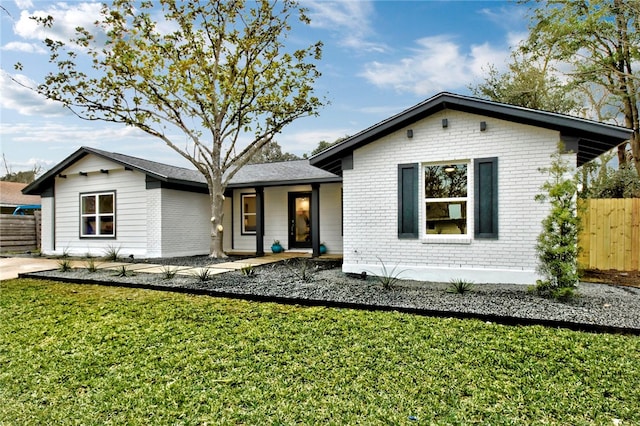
[0, 0, 530, 174]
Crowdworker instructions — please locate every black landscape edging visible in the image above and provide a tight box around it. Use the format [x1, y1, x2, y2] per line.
[19, 272, 640, 336]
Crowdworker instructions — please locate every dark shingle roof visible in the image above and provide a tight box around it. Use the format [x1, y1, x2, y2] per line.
[226, 159, 340, 188]
[23, 146, 340, 195]
[310, 92, 633, 174]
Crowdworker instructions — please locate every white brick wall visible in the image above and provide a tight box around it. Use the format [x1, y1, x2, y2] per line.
[159, 188, 210, 257]
[342, 109, 576, 284]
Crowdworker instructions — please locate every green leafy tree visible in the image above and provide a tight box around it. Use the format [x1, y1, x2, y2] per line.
[587, 164, 640, 198]
[470, 52, 581, 115]
[521, 0, 640, 177]
[16, 0, 323, 257]
[534, 145, 581, 299]
[248, 140, 300, 164]
[307, 136, 349, 157]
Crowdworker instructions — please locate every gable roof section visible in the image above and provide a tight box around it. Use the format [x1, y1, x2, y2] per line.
[23, 146, 340, 195]
[310, 92, 633, 174]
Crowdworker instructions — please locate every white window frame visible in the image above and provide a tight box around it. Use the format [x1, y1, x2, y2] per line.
[423, 161, 469, 240]
[241, 193, 257, 235]
[80, 191, 116, 238]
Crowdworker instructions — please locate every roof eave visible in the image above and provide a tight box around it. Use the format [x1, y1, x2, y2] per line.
[22, 146, 175, 195]
[227, 176, 342, 189]
[310, 92, 632, 172]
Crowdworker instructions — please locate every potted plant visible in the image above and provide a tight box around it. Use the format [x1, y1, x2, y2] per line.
[319, 242, 327, 255]
[271, 240, 284, 253]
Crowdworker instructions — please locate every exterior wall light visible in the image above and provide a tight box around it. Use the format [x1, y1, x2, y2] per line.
[442, 118, 448, 128]
[406, 129, 413, 138]
[480, 121, 487, 131]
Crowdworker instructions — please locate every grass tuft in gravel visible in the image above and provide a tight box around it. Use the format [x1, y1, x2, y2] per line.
[1, 278, 639, 425]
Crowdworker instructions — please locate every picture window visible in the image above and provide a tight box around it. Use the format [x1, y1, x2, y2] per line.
[80, 192, 115, 237]
[424, 163, 468, 235]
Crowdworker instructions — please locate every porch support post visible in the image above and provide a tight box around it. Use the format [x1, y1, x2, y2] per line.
[311, 183, 320, 257]
[255, 186, 265, 256]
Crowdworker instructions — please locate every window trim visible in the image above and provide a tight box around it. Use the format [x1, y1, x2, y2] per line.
[241, 193, 257, 235]
[423, 161, 469, 239]
[79, 191, 116, 239]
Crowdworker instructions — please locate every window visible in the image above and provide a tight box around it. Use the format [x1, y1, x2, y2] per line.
[80, 192, 115, 237]
[398, 164, 419, 238]
[241, 193, 256, 234]
[474, 157, 498, 239]
[424, 163, 468, 235]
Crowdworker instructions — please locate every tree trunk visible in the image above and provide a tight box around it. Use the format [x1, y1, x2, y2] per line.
[631, 132, 640, 178]
[208, 177, 227, 259]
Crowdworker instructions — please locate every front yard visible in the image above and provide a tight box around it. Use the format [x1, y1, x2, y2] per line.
[2, 278, 639, 424]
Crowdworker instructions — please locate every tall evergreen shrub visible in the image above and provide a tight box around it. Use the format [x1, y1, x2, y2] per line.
[534, 146, 581, 298]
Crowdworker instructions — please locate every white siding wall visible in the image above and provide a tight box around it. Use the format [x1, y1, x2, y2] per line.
[231, 183, 343, 253]
[40, 196, 55, 254]
[159, 188, 210, 257]
[342, 109, 575, 284]
[319, 183, 343, 254]
[51, 155, 148, 257]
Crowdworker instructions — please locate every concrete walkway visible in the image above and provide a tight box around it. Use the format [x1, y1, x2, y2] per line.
[0, 252, 334, 281]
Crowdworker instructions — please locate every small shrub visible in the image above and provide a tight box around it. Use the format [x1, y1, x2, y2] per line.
[370, 258, 405, 290]
[551, 286, 575, 301]
[161, 265, 178, 280]
[447, 279, 474, 294]
[285, 258, 315, 282]
[60, 246, 70, 258]
[103, 245, 121, 261]
[195, 267, 212, 282]
[57, 259, 73, 272]
[240, 264, 255, 277]
[535, 279, 575, 301]
[85, 258, 98, 273]
[114, 265, 133, 277]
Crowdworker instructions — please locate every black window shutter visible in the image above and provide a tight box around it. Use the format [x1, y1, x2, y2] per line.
[474, 157, 498, 239]
[398, 163, 419, 239]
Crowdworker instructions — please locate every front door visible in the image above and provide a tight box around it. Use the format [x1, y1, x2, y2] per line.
[288, 192, 312, 249]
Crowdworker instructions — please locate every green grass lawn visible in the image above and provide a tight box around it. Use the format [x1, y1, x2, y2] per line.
[1, 279, 639, 425]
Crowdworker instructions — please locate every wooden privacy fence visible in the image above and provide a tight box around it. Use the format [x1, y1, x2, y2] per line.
[0, 212, 41, 253]
[578, 198, 640, 271]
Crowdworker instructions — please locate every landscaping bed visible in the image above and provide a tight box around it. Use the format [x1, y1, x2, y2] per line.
[25, 256, 640, 334]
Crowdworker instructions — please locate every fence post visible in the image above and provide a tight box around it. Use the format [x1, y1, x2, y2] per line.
[35, 210, 42, 250]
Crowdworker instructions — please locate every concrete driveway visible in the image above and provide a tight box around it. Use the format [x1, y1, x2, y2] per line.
[0, 257, 59, 280]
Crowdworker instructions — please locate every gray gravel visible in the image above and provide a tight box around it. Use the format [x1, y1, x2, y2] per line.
[27, 256, 640, 333]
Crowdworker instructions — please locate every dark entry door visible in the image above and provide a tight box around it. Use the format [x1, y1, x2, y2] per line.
[288, 192, 312, 249]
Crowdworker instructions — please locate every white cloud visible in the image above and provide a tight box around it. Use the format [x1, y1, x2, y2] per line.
[14, 2, 104, 46]
[359, 35, 511, 96]
[1, 41, 45, 53]
[478, 6, 528, 33]
[278, 128, 352, 156]
[304, 0, 386, 53]
[14, 0, 33, 9]
[0, 72, 68, 116]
